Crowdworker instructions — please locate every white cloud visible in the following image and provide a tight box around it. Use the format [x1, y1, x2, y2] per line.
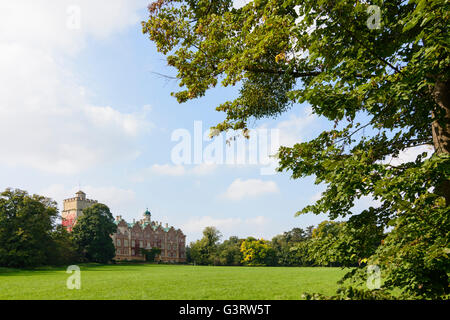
[221, 178, 279, 201]
[233, 0, 252, 9]
[0, 1, 151, 174]
[182, 216, 243, 233]
[253, 107, 317, 174]
[133, 163, 218, 179]
[383, 145, 434, 167]
[82, 105, 149, 137]
[353, 195, 382, 210]
[275, 106, 317, 148]
[151, 164, 187, 177]
[41, 184, 136, 215]
[82, 186, 136, 210]
[189, 164, 218, 175]
[310, 191, 323, 203]
[181, 215, 271, 242]
[0, 1, 147, 54]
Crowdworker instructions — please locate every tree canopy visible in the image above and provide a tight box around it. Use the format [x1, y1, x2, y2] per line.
[72, 203, 117, 264]
[143, 0, 450, 298]
[0, 189, 58, 268]
[189, 226, 222, 265]
[240, 237, 277, 266]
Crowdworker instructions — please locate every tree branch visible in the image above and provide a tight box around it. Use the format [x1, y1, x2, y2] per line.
[244, 66, 322, 78]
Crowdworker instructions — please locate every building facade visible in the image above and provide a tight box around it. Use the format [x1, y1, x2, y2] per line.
[62, 191, 98, 232]
[62, 191, 186, 263]
[113, 210, 186, 263]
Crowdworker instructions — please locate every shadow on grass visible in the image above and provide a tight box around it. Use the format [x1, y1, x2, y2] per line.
[0, 263, 165, 277]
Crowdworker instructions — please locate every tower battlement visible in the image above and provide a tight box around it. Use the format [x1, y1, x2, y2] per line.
[61, 191, 97, 232]
[63, 197, 98, 203]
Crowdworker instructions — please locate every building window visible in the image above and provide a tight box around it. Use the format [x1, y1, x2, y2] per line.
[117, 239, 121, 246]
[132, 249, 135, 256]
[139, 240, 143, 248]
[124, 240, 129, 247]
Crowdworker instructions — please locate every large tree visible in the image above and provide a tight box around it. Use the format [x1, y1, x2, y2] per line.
[143, 0, 449, 298]
[47, 225, 80, 266]
[271, 227, 311, 266]
[217, 236, 243, 265]
[240, 237, 277, 266]
[189, 226, 222, 265]
[307, 213, 384, 267]
[0, 189, 59, 268]
[72, 203, 117, 264]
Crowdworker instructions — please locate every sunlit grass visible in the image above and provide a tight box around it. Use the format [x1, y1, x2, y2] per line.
[0, 264, 347, 300]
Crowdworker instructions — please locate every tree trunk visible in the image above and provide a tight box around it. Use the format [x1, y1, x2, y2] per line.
[432, 79, 450, 205]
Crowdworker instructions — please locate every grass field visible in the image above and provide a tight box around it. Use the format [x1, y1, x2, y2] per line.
[0, 264, 348, 300]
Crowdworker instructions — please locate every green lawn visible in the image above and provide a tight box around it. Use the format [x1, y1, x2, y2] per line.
[0, 264, 347, 300]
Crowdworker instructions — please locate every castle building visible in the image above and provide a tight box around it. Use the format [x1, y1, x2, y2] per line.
[113, 210, 186, 263]
[62, 191, 98, 232]
[62, 191, 186, 263]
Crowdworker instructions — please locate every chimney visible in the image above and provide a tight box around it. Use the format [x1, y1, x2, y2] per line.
[165, 223, 168, 228]
[116, 216, 120, 221]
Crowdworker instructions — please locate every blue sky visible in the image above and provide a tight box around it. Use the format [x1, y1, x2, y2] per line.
[1, 0, 414, 243]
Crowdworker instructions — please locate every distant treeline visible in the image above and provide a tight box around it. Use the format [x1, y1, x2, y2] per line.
[187, 211, 385, 267]
[0, 187, 384, 270]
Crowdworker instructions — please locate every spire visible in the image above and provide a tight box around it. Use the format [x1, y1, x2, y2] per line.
[143, 208, 151, 222]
